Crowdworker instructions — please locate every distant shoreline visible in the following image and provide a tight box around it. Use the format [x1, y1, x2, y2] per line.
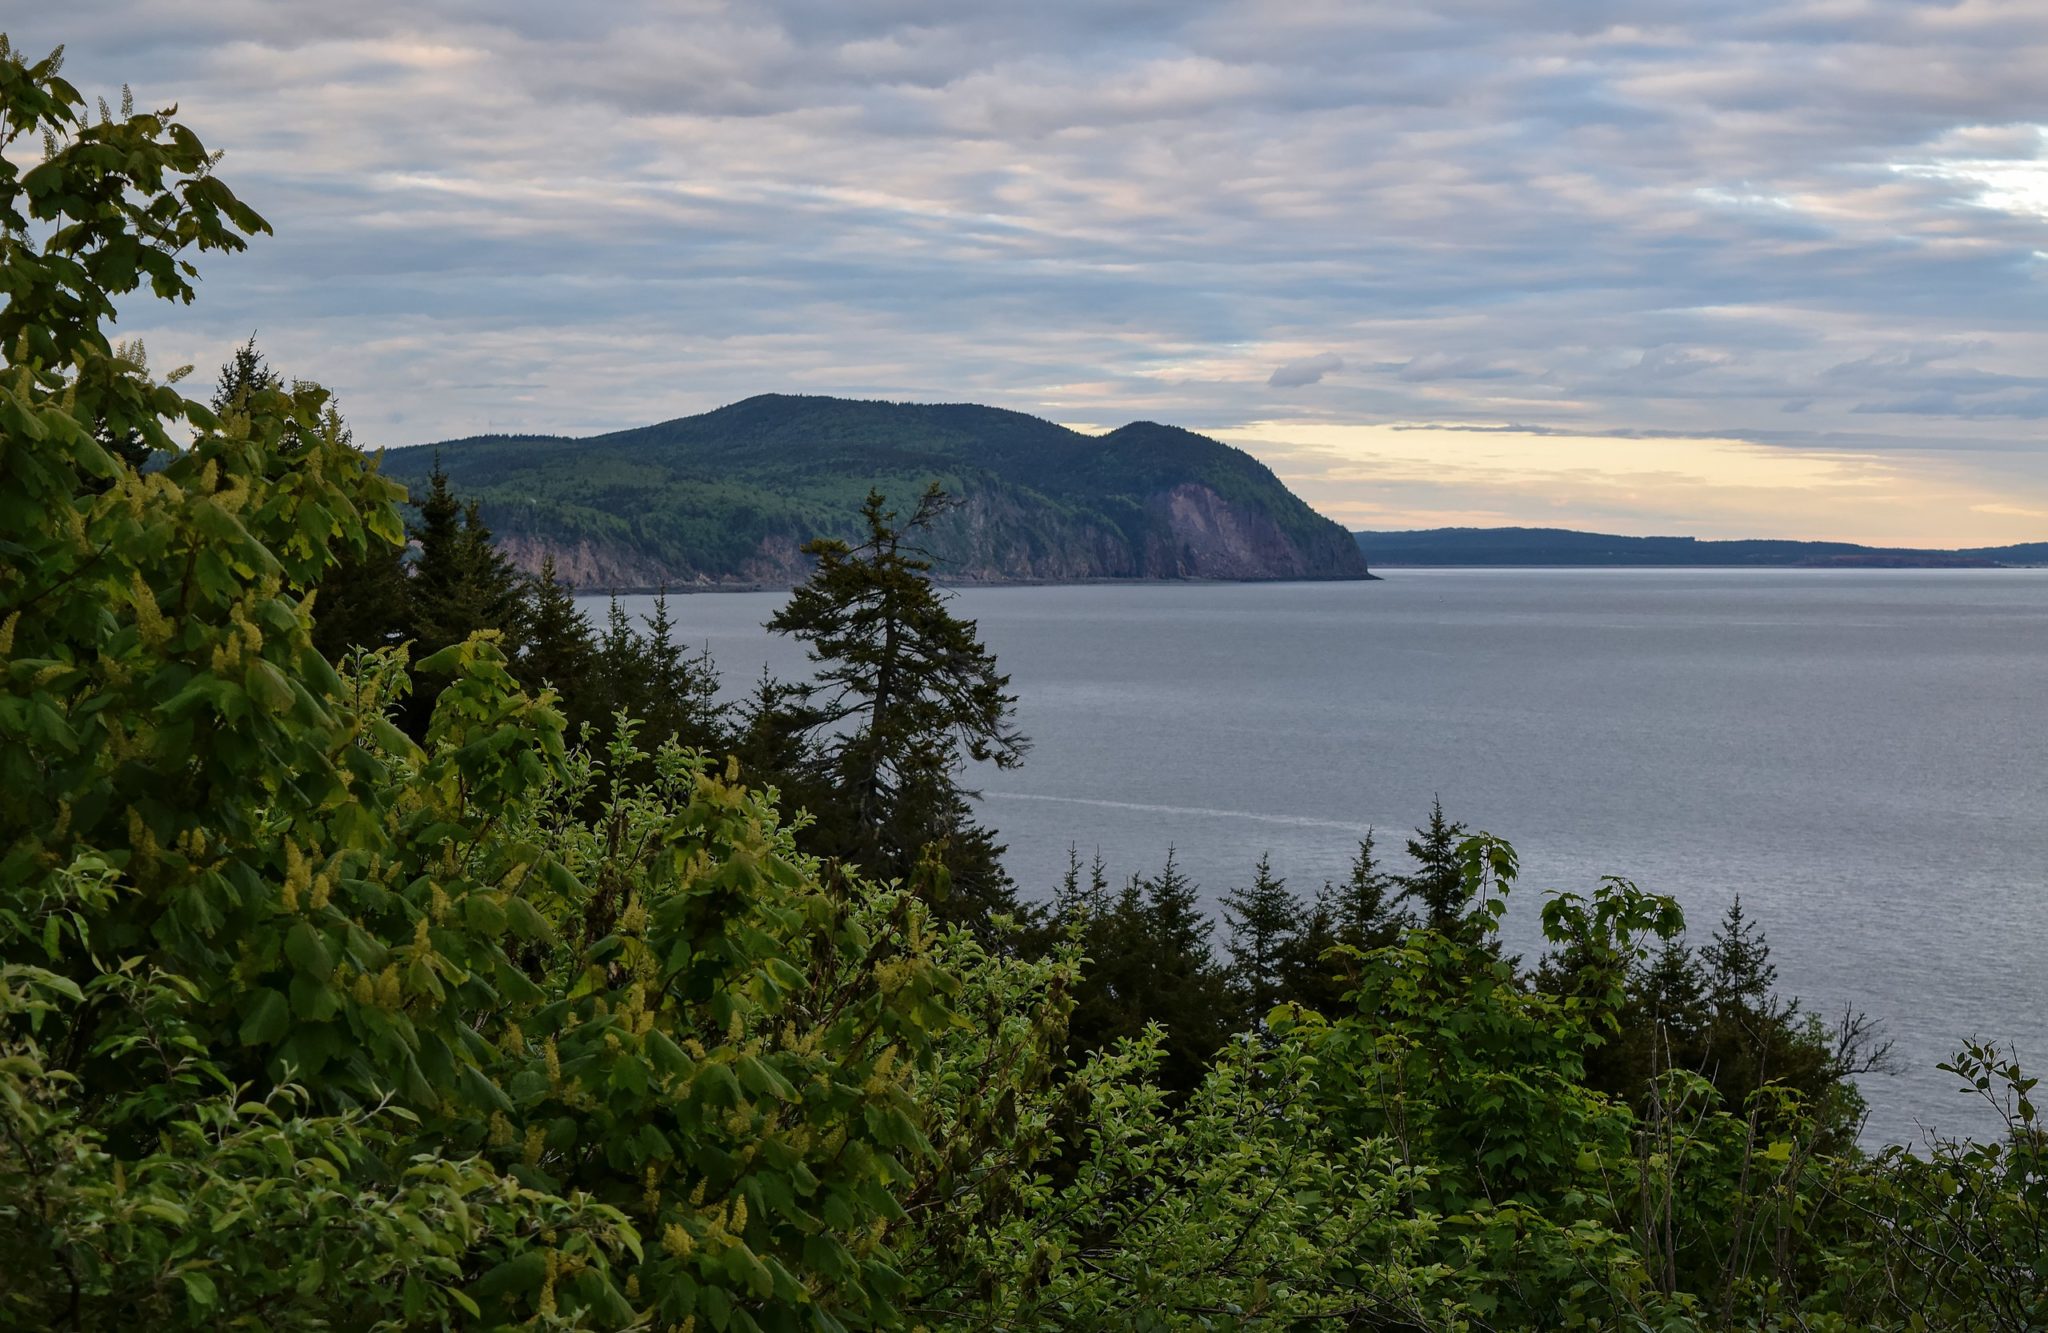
[1353, 525, 2043, 570]
[569, 570, 1383, 596]
[1365, 562, 2036, 571]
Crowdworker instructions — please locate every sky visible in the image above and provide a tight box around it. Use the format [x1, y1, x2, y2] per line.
[16, 1, 2048, 545]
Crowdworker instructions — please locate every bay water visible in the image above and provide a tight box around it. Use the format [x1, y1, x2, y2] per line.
[598, 569, 2048, 1145]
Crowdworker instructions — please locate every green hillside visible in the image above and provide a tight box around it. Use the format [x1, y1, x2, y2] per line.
[381, 395, 1371, 588]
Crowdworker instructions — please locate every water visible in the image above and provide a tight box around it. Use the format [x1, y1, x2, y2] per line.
[596, 569, 2048, 1145]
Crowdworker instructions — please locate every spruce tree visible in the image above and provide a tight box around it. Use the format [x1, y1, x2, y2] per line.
[517, 554, 596, 711]
[203, 337, 408, 660]
[1223, 853, 1302, 1018]
[592, 594, 652, 717]
[398, 462, 527, 731]
[732, 667, 820, 784]
[1139, 850, 1236, 1089]
[1333, 828, 1405, 948]
[1059, 849, 1235, 1094]
[406, 465, 525, 660]
[1639, 938, 1711, 1043]
[308, 531, 411, 663]
[1050, 845, 1112, 922]
[1275, 896, 1346, 1013]
[406, 460, 468, 652]
[766, 484, 1027, 922]
[457, 497, 527, 649]
[209, 333, 280, 420]
[1398, 797, 1471, 933]
[1702, 895, 1777, 1016]
[638, 589, 724, 752]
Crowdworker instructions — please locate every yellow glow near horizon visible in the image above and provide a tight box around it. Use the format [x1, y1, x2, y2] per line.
[1208, 421, 2048, 549]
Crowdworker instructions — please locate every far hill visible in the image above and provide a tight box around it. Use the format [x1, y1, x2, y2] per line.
[381, 395, 1371, 588]
[1352, 527, 2037, 568]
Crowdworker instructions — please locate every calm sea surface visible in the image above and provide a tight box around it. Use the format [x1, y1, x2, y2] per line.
[600, 569, 2048, 1145]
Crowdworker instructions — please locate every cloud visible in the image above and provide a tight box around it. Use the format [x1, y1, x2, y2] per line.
[1395, 353, 1518, 382]
[1268, 352, 1345, 388]
[11, 0, 2048, 539]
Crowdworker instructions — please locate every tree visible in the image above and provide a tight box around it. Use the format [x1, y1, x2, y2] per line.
[516, 553, 596, 707]
[1223, 852, 1302, 1019]
[1702, 894, 1777, 1016]
[1049, 843, 1112, 922]
[635, 589, 724, 752]
[731, 666, 820, 784]
[1060, 850, 1236, 1093]
[1333, 828, 1406, 949]
[1638, 938, 1712, 1043]
[201, 337, 412, 661]
[1398, 797, 1471, 933]
[766, 484, 1028, 920]
[402, 462, 526, 730]
[209, 332, 279, 418]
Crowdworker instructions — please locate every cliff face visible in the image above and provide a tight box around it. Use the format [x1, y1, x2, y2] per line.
[495, 531, 811, 590]
[383, 395, 1372, 589]
[1142, 482, 1361, 580]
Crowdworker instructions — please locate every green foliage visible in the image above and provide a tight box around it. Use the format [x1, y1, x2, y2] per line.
[0, 46, 972, 1328]
[204, 336, 412, 663]
[6, 33, 2042, 1333]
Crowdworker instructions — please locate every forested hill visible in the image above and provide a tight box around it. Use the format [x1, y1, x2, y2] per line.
[1353, 526, 2038, 567]
[381, 395, 1371, 588]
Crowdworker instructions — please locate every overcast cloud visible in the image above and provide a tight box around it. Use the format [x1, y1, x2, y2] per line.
[17, 1, 2048, 543]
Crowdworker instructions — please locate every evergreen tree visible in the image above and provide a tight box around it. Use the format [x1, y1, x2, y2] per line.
[1399, 797, 1471, 933]
[1049, 845, 1112, 922]
[1223, 853, 1302, 1018]
[1058, 849, 1235, 1094]
[766, 484, 1027, 922]
[405, 459, 467, 648]
[732, 667, 820, 785]
[1275, 895, 1346, 1013]
[202, 336, 408, 659]
[1138, 851, 1237, 1089]
[308, 531, 411, 663]
[458, 497, 526, 646]
[1333, 828, 1406, 948]
[209, 333, 278, 420]
[1702, 895, 1777, 1016]
[517, 554, 596, 710]
[593, 594, 651, 712]
[396, 462, 527, 731]
[407, 462, 525, 659]
[1638, 938, 1712, 1043]
[637, 589, 725, 752]
[1143, 849, 1214, 971]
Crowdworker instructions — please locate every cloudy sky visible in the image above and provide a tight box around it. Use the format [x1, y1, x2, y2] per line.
[20, 1, 2048, 543]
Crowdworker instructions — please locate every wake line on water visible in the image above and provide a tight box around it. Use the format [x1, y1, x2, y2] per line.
[978, 790, 1379, 835]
